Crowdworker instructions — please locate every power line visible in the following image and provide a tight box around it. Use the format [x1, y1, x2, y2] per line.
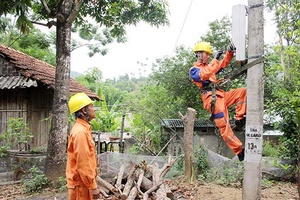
[171, 0, 194, 55]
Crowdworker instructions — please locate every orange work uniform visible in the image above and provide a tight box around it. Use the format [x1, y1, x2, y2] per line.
[189, 51, 246, 155]
[66, 118, 98, 200]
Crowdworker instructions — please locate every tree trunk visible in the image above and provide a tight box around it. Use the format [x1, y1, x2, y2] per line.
[243, 0, 264, 199]
[45, 0, 74, 183]
[179, 108, 196, 183]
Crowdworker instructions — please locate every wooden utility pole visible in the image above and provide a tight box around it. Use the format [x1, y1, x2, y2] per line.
[179, 108, 196, 183]
[243, 0, 264, 199]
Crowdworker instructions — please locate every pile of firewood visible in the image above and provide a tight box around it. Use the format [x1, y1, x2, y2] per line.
[97, 156, 176, 200]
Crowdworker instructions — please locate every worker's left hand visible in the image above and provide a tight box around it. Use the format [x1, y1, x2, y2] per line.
[90, 188, 100, 199]
[214, 50, 223, 60]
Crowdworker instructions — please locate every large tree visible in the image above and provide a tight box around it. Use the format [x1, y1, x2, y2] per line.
[265, 0, 300, 195]
[0, 0, 169, 182]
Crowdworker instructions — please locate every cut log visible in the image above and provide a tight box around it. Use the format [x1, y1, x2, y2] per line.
[116, 163, 126, 188]
[121, 164, 138, 199]
[127, 187, 138, 200]
[136, 170, 144, 193]
[163, 183, 174, 199]
[97, 176, 119, 197]
[98, 156, 176, 199]
[98, 187, 109, 198]
[140, 176, 153, 191]
[99, 185, 109, 194]
[155, 183, 170, 200]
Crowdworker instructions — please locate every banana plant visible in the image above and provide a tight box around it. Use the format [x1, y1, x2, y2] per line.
[91, 87, 121, 132]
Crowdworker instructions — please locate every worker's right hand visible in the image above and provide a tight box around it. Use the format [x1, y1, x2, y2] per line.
[227, 43, 236, 52]
[90, 188, 100, 199]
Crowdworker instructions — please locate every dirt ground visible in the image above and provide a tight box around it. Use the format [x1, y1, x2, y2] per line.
[0, 177, 298, 200]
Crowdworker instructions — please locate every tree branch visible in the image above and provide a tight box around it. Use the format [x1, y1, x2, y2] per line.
[41, 0, 51, 16]
[31, 21, 57, 29]
[66, 0, 83, 27]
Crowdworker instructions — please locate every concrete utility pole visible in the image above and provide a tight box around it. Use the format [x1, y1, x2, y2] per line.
[243, 0, 264, 199]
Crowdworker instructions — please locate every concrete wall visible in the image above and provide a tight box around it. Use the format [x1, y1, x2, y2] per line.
[165, 128, 245, 159]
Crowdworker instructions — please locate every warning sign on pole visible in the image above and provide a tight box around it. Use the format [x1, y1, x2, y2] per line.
[245, 125, 263, 162]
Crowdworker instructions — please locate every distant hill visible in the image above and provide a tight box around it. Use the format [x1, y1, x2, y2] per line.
[71, 71, 83, 78]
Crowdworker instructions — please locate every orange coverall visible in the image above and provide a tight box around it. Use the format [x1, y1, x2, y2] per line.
[189, 51, 246, 155]
[66, 118, 98, 200]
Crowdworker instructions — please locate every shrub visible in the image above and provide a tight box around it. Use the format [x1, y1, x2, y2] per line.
[22, 166, 51, 193]
[262, 140, 279, 157]
[0, 118, 33, 157]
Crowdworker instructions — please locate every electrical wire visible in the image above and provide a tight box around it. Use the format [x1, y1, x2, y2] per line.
[171, 0, 194, 55]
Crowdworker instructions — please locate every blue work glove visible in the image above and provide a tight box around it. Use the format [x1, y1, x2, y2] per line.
[214, 50, 223, 60]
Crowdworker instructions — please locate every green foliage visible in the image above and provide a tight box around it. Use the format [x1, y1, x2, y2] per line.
[173, 146, 210, 182]
[0, 118, 33, 157]
[261, 178, 274, 188]
[129, 144, 141, 155]
[0, 17, 56, 65]
[56, 176, 67, 192]
[278, 135, 299, 160]
[128, 113, 161, 152]
[264, 0, 300, 162]
[175, 154, 184, 171]
[206, 161, 244, 187]
[194, 146, 210, 180]
[22, 166, 51, 194]
[262, 140, 279, 157]
[152, 46, 203, 116]
[91, 88, 121, 132]
[201, 16, 232, 51]
[105, 74, 135, 93]
[75, 67, 103, 92]
[0, 0, 169, 56]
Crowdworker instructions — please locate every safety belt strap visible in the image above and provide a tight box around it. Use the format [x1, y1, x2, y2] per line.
[224, 56, 264, 80]
[209, 84, 217, 121]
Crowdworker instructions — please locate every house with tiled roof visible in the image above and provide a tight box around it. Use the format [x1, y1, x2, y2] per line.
[0, 44, 100, 150]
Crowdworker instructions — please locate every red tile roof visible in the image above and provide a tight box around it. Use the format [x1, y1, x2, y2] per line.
[0, 44, 101, 100]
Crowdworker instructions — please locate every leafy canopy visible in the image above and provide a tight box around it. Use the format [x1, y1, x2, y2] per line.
[0, 0, 170, 56]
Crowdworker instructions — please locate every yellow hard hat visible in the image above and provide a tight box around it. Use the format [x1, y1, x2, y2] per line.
[194, 42, 212, 54]
[68, 92, 94, 114]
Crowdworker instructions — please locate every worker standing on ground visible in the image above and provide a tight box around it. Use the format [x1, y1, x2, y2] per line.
[189, 42, 246, 161]
[66, 92, 100, 199]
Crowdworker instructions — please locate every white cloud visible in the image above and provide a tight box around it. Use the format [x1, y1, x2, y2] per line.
[70, 0, 276, 80]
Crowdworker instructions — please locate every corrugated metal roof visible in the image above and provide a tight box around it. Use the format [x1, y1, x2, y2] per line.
[0, 75, 37, 89]
[0, 44, 101, 100]
[161, 119, 215, 128]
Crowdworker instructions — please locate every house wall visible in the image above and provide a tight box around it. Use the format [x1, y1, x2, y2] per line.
[0, 89, 28, 137]
[0, 86, 53, 150]
[27, 86, 53, 149]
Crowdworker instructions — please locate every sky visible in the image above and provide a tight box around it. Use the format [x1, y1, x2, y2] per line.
[70, 0, 277, 80]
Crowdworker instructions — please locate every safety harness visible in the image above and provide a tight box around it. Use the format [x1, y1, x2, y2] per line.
[205, 56, 264, 121]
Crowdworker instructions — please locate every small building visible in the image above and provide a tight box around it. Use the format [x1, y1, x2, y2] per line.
[161, 119, 244, 158]
[161, 119, 283, 158]
[0, 44, 100, 150]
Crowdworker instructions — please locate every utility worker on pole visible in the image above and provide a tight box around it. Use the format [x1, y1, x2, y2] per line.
[66, 92, 100, 199]
[189, 42, 246, 161]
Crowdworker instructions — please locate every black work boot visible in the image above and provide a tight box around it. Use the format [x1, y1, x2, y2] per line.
[237, 148, 245, 161]
[235, 117, 246, 130]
